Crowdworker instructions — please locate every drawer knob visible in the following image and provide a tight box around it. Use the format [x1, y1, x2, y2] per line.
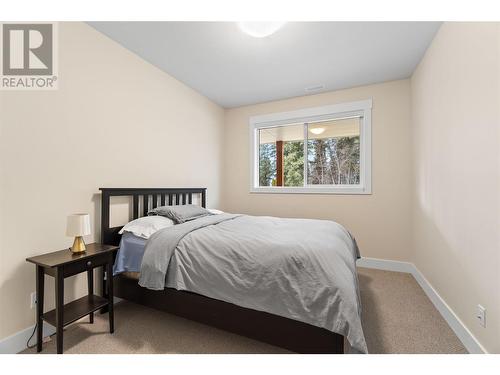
[86, 261, 92, 267]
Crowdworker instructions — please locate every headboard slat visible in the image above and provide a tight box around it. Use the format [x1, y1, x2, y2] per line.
[99, 188, 207, 246]
[133, 195, 139, 219]
[143, 195, 149, 217]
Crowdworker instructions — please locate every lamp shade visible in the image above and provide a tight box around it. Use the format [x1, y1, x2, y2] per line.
[66, 214, 91, 237]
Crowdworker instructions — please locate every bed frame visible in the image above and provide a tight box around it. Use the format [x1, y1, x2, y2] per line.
[100, 187, 344, 353]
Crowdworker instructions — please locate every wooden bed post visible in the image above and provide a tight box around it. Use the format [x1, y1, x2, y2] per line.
[101, 190, 110, 245]
[100, 189, 110, 311]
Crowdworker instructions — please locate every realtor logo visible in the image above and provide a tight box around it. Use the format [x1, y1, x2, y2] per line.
[1, 22, 58, 90]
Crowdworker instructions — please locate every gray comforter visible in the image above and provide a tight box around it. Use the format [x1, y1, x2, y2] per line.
[139, 214, 367, 353]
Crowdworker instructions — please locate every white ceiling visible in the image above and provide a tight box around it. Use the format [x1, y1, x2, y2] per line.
[89, 22, 441, 108]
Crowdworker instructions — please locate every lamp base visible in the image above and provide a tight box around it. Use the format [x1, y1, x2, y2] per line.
[71, 236, 86, 253]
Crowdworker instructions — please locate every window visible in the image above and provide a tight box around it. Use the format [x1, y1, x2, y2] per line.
[250, 100, 371, 194]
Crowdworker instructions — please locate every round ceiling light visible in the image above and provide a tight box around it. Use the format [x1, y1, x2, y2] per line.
[237, 22, 286, 38]
[309, 127, 325, 135]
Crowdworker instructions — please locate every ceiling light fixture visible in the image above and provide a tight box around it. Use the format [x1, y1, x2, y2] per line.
[237, 22, 286, 38]
[309, 127, 325, 135]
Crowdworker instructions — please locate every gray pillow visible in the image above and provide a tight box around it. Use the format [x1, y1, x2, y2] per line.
[148, 204, 212, 224]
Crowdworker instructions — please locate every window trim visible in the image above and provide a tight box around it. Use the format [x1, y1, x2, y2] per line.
[249, 99, 372, 195]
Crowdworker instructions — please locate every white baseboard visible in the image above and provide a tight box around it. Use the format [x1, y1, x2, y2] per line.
[0, 321, 56, 354]
[356, 257, 415, 273]
[357, 257, 487, 354]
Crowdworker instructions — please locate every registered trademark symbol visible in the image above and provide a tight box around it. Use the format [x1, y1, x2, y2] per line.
[52, 76, 58, 81]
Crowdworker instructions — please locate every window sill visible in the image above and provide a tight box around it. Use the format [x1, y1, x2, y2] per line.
[249, 186, 372, 195]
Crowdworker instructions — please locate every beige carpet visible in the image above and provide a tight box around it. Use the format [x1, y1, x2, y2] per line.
[357, 268, 466, 353]
[22, 267, 467, 354]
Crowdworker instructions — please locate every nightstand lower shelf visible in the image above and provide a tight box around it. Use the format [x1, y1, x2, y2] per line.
[42, 294, 108, 327]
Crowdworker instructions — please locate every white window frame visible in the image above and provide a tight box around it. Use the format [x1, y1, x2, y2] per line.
[249, 99, 372, 195]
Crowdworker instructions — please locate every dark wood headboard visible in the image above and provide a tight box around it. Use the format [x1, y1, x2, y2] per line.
[99, 188, 207, 246]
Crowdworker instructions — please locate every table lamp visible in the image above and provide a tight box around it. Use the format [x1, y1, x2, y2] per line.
[66, 213, 91, 253]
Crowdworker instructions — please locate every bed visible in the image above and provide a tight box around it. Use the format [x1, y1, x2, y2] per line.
[100, 187, 366, 353]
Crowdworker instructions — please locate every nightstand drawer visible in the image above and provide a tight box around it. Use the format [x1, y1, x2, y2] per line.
[63, 253, 110, 277]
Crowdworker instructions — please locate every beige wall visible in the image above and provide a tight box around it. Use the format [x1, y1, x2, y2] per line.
[0, 22, 224, 340]
[411, 22, 500, 353]
[222, 80, 413, 261]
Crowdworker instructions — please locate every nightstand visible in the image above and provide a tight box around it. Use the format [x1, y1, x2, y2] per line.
[26, 243, 119, 354]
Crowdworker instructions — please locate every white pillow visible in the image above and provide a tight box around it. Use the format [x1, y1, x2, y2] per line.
[207, 208, 224, 215]
[119, 216, 174, 239]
